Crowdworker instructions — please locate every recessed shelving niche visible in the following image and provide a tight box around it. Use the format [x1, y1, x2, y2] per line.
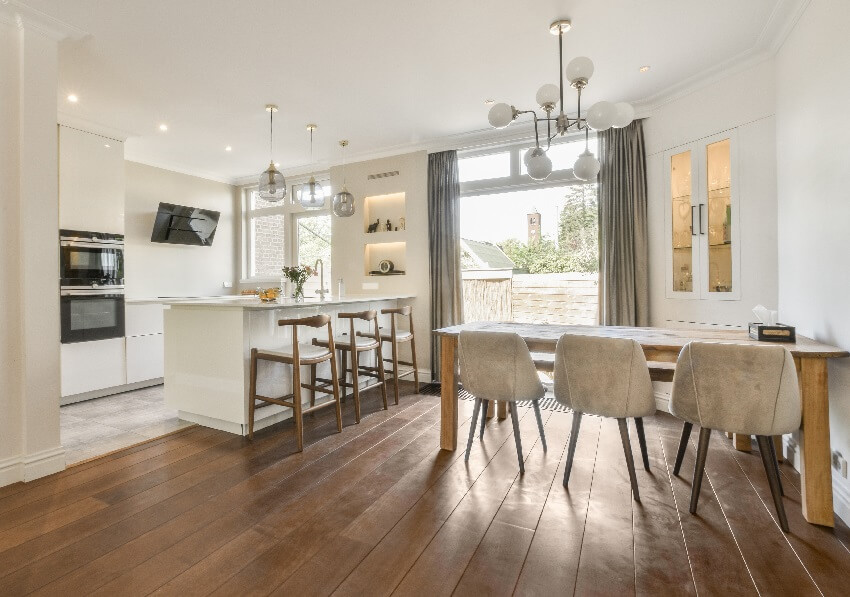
[363, 192, 406, 277]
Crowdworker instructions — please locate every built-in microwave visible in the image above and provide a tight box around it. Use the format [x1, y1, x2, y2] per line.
[59, 229, 124, 287]
[60, 287, 125, 344]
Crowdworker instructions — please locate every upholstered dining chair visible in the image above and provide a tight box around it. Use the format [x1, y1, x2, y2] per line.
[459, 330, 546, 473]
[670, 341, 800, 532]
[554, 334, 655, 502]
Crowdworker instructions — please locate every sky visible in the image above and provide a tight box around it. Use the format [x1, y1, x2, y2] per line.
[460, 186, 572, 245]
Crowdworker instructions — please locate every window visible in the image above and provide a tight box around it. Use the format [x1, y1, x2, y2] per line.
[242, 178, 332, 282]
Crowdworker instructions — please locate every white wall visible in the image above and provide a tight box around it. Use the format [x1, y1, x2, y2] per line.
[0, 20, 65, 486]
[330, 151, 432, 376]
[644, 60, 779, 327]
[124, 161, 240, 299]
[776, 0, 850, 521]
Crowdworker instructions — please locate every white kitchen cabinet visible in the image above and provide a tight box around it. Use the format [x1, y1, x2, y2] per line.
[664, 130, 741, 301]
[58, 125, 125, 234]
[126, 333, 164, 383]
[60, 337, 127, 397]
[125, 303, 165, 337]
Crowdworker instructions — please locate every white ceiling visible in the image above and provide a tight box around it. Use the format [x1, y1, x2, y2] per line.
[18, 0, 794, 183]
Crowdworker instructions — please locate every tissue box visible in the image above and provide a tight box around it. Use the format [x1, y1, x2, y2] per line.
[748, 323, 796, 343]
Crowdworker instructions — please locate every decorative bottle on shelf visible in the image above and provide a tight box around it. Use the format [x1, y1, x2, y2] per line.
[338, 278, 345, 298]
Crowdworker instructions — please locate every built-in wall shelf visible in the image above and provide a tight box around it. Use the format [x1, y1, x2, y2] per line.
[364, 192, 406, 234]
[364, 241, 406, 276]
[363, 230, 406, 242]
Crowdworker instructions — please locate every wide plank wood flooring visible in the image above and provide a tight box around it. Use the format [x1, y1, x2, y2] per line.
[3, 382, 850, 596]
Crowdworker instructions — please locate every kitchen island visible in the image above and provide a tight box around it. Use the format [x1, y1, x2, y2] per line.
[163, 294, 415, 435]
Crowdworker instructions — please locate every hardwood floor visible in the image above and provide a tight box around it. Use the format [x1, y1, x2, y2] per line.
[3, 382, 850, 595]
[61, 385, 193, 465]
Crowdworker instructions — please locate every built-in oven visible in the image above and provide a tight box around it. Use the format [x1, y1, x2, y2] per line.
[60, 229, 124, 287]
[60, 286, 126, 344]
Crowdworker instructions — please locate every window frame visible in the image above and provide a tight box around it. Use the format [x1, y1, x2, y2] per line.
[240, 172, 331, 284]
[459, 133, 598, 198]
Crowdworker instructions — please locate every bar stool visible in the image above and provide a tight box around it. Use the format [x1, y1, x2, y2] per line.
[248, 314, 342, 451]
[314, 310, 388, 423]
[553, 334, 655, 501]
[670, 341, 800, 532]
[459, 330, 547, 474]
[359, 306, 419, 404]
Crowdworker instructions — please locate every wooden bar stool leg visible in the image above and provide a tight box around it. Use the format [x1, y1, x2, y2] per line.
[351, 351, 361, 423]
[340, 350, 348, 403]
[248, 349, 258, 439]
[377, 347, 389, 411]
[310, 363, 317, 408]
[390, 337, 400, 405]
[410, 334, 420, 393]
[293, 363, 304, 452]
[329, 353, 342, 433]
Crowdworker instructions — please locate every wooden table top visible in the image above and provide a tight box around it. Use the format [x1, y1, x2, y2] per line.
[434, 321, 849, 359]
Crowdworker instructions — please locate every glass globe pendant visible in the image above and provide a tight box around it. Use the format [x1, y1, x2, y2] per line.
[257, 104, 286, 202]
[524, 146, 552, 180]
[297, 124, 326, 210]
[332, 140, 355, 217]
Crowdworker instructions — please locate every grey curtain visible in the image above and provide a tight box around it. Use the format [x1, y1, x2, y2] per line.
[427, 150, 463, 381]
[598, 119, 649, 327]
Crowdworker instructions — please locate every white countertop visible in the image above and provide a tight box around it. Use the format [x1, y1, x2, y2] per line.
[127, 294, 415, 309]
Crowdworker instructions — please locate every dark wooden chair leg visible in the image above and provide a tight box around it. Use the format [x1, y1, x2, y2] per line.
[293, 360, 303, 452]
[689, 427, 712, 514]
[410, 334, 420, 393]
[376, 347, 389, 411]
[340, 350, 348, 403]
[351, 351, 361, 423]
[563, 412, 582, 487]
[248, 349, 258, 439]
[309, 363, 317, 408]
[330, 353, 342, 433]
[465, 398, 482, 461]
[479, 399, 489, 440]
[532, 399, 547, 451]
[390, 337, 400, 405]
[766, 434, 784, 496]
[509, 402, 524, 474]
[757, 435, 790, 532]
[618, 418, 641, 502]
[673, 421, 693, 476]
[634, 417, 650, 471]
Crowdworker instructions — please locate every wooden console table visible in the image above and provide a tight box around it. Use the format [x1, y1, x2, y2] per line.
[435, 322, 848, 527]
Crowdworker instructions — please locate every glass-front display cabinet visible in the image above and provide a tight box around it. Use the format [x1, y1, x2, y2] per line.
[664, 131, 740, 300]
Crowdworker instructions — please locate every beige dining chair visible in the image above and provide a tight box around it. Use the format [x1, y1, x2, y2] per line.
[554, 334, 655, 502]
[459, 330, 546, 473]
[670, 341, 800, 532]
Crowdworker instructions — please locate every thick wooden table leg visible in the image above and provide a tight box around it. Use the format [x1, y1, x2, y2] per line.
[497, 400, 507, 420]
[773, 435, 784, 463]
[798, 357, 834, 527]
[733, 433, 752, 451]
[440, 335, 459, 451]
[485, 399, 494, 419]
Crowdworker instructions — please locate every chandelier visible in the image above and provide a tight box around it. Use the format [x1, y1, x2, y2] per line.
[487, 19, 634, 181]
[257, 104, 286, 201]
[296, 124, 326, 210]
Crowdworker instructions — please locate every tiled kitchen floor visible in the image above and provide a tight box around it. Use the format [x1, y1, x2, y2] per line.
[60, 385, 194, 465]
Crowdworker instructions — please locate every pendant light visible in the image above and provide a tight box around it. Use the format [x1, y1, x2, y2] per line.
[297, 124, 326, 210]
[258, 104, 286, 202]
[332, 140, 355, 217]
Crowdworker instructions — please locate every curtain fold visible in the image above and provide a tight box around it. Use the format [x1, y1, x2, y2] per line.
[427, 150, 463, 380]
[598, 119, 649, 327]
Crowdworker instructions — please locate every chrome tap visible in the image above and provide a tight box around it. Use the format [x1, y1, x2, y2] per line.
[314, 259, 329, 300]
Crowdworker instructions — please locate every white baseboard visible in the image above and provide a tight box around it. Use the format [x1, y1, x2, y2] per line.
[61, 378, 163, 406]
[0, 445, 66, 488]
[833, 474, 850, 527]
[654, 389, 671, 414]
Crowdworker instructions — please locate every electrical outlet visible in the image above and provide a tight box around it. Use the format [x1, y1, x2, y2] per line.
[833, 450, 842, 469]
[841, 456, 848, 479]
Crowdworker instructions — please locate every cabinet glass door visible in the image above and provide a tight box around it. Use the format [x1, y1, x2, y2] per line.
[670, 150, 694, 293]
[705, 139, 732, 294]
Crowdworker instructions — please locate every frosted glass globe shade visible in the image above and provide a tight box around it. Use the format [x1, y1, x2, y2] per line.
[487, 103, 515, 128]
[566, 56, 594, 84]
[586, 101, 616, 131]
[536, 84, 560, 108]
[258, 163, 286, 202]
[524, 147, 552, 180]
[332, 189, 355, 217]
[573, 150, 600, 181]
[612, 102, 635, 128]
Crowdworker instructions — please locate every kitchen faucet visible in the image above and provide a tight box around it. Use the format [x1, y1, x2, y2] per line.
[315, 259, 329, 300]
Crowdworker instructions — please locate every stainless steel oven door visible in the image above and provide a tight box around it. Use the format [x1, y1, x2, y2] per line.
[60, 288, 126, 344]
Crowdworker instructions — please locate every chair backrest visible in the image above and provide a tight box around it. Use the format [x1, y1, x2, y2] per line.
[670, 341, 800, 436]
[382, 306, 413, 338]
[338, 310, 379, 345]
[553, 334, 655, 418]
[458, 330, 544, 402]
[277, 314, 335, 360]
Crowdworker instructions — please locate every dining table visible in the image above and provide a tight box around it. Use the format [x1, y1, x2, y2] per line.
[434, 321, 849, 527]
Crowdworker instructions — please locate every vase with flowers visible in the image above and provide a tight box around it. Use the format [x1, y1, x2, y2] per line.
[281, 264, 315, 302]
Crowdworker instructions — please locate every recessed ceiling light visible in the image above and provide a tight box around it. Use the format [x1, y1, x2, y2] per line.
[484, 99, 495, 105]
[639, 65, 650, 73]
[104, 143, 111, 148]
[225, 146, 232, 152]
[67, 94, 78, 103]
[159, 124, 168, 132]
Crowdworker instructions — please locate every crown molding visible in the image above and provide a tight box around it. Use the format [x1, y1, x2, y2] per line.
[0, 0, 87, 40]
